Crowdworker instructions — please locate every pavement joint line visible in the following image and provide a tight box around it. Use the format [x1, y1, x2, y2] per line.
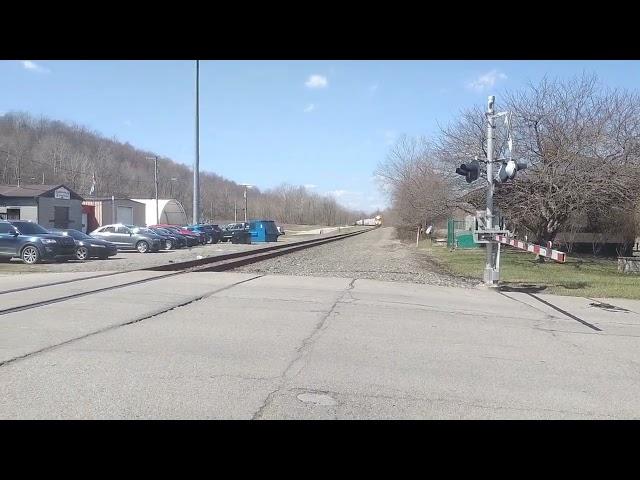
[354, 296, 551, 321]
[251, 278, 357, 420]
[0, 270, 130, 296]
[0, 271, 183, 316]
[0, 275, 263, 369]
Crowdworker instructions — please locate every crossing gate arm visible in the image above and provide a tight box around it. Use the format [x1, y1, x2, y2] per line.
[494, 235, 567, 263]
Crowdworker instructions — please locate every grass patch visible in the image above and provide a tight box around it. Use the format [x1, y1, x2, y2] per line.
[419, 240, 640, 300]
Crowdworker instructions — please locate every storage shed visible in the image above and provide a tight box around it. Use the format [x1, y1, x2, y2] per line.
[82, 198, 146, 230]
[0, 184, 84, 230]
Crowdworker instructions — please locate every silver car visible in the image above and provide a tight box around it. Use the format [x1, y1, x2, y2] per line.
[89, 224, 163, 253]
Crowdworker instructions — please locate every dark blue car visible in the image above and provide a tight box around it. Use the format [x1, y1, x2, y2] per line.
[185, 224, 223, 244]
[0, 220, 77, 264]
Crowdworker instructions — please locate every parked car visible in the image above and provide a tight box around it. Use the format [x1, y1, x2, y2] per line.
[150, 225, 201, 247]
[185, 224, 223, 244]
[133, 226, 179, 250]
[221, 222, 250, 242]
[147, 227, 186, 249]
[49, 228, 118, 260]
[90, 224, 162, 253]
[0, 220, 77, 264]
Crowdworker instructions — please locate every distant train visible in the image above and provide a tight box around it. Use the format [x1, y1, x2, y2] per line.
[355, 215, 382, 226]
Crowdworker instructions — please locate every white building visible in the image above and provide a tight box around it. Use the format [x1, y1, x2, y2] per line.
[131, 198, 188, 226]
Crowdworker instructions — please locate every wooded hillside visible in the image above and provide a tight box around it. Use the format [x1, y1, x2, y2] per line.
[0, 112, 367, 225]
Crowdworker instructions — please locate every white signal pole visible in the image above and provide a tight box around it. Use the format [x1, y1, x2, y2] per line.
[484, 95, 498, 286]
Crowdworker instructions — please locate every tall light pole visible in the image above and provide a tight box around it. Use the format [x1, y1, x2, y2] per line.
[193, 60, 200, 224]
[145, 155, 159, 224]
[240, 184, 252, 223]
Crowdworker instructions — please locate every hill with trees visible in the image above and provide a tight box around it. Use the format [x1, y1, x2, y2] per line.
[0, 112, 368, 225]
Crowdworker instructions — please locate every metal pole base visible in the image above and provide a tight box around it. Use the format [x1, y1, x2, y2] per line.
[483, 267, 500, 286]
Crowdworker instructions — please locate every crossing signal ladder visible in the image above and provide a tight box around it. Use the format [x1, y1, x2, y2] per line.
[494, 235, 567, 263]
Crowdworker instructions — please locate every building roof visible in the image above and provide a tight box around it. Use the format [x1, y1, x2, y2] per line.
[0, 184, 83, 200]
[83, 197, 145, 204]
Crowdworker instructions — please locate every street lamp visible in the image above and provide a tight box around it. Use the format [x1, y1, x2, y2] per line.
[239, 184, 252, 223]
[145, 155, 159, 224]
[193, 59, 200, 224]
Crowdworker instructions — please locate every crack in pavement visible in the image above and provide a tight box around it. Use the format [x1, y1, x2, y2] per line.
[251, 278, 357, 420]
[0, 275, 264, 369]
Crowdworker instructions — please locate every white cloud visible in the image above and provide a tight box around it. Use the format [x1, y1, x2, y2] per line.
[20, 60, 50, 74]
[304, 184, 317, 189]
[467, 69, 507, 92]
[303, 103, 316, 113]
[305, 74, 328, 89]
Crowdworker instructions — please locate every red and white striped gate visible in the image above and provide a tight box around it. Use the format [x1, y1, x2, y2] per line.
[494, 235, 567, 263]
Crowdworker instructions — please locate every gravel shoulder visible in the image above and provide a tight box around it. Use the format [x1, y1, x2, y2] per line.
[235, 227, 477, 288]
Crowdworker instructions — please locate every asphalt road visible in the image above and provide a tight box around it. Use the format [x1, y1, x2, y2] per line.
[1, 269, 640, 419]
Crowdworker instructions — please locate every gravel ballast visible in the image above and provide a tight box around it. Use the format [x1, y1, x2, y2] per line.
[234, 227, 476, 288]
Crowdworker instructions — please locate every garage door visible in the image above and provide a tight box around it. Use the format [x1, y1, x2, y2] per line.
[116, 206, 133, 225]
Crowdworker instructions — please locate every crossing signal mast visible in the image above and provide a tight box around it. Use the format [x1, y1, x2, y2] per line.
[454, 96, 526, 286]
[454, 96, 566, 286]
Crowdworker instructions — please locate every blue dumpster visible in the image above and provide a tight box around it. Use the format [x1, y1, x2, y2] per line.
[249, 220, 280, 242]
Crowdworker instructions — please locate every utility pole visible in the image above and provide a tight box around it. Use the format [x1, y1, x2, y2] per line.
[146, 155, 160, 224]
[240, 183, 252, 223]
[484, 95, 499, 286]
[152, 156, 158, 224]
[234, 199, 237, 222]
[210, 199, 213, 223]
[193, 59, 200, 224]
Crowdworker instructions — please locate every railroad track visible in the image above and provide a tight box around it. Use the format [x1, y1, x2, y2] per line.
[0, 227, 371, 316]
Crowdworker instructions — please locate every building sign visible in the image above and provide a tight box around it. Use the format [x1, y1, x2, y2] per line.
[54, 187, 70, 200]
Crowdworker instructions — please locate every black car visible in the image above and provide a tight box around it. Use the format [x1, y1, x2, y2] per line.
[148, 227, 186, 249]
[49, 228, 118, 260]
[0, 220, 77, 264]
[221, 222, 250, 242]
[156, 226, 200, 247]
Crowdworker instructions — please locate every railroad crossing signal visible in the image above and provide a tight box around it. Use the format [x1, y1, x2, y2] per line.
[455, 159, 480, 183]
[498, 158, 527, 183]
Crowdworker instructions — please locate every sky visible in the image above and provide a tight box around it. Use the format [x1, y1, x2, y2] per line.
[2, 60, 640, 212]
